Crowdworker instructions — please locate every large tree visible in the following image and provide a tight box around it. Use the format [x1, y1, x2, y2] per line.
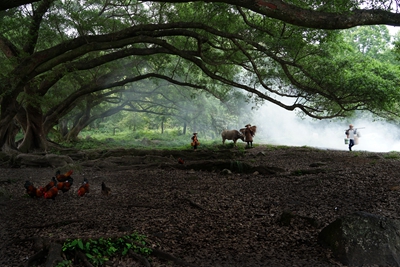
[1, 0, 400, 152]
[3, 0, 400, 28]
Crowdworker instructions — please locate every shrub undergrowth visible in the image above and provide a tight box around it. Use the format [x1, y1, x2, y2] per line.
[60, 233, 152, 266]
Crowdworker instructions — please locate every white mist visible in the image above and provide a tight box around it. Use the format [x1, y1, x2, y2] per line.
[252, 104, 400, 152]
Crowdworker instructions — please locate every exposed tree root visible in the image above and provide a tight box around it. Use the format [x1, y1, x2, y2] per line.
[24, 219, 82, 229]
[45, 243, 64, 267]
[151, 248, 199, 267]
[75, 250, 94, 267]
[129, 250, 151, 267]
[25, 249, 47, 267]
[24, 238, 63, 267]
[32, 237, 49, 252]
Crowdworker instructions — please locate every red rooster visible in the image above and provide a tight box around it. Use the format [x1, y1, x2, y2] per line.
[178, 158, 184, 164]
[77, 178, 89, 197]
[44, 186, 58, 200]
[56, 170, 73, 182]
[57, 177, 74, 193]
[24, 181, 43, 198]
[43, 177, 57, 193]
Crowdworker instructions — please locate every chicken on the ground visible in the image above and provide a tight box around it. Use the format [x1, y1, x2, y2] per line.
[56, 170, 73, 182]
[44, 186, 58, 200]
[77, 178, 89, 197]
[24, 181, 43, 198]
[43, 177, 57, 193]
[101, 182, 111, 196]
[57, 177, 74, 193]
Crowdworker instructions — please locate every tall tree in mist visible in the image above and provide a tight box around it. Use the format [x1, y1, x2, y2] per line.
[1, 0, 400, 152]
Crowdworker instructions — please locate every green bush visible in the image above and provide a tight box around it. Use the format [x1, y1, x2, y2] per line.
[62, 233, 152, 266]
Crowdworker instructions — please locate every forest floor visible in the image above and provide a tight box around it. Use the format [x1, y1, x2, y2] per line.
[1, 144, 400, 267]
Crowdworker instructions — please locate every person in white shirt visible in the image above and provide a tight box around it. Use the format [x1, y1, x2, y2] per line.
[345, 124, 357, 151]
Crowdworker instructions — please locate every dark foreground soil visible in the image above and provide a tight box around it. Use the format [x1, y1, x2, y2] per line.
[1, 145, 400, 267]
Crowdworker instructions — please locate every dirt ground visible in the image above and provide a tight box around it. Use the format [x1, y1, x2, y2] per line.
[1, 145, 400, 267]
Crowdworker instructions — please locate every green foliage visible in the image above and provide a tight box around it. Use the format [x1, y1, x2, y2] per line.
[3, 0, 400, 155]
[56, 260, 73, 267]
[343, 25, 391, 59]
[384, 152, 400, 159]
[298, 36, 400, 119]
[62, 233, 152, 266]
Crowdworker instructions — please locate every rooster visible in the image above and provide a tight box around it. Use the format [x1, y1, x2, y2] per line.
[43, 177, 57, 193]
[24, 181, 44, 198]
[178, 158, 184, 164]
[101, 182, 111, 196]
[57, 177, 74, 193]
[44, 186, 58, 200]
[56, 170, 73, 182]
[77, 178, 89, 197]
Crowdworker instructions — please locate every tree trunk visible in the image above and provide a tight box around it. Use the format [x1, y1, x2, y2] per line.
[17, 104, 48, 153]
[59, 119, 69, 137]
[183, 122, 187, 135]
[65, 124, 86, 142]
[0, 120, 20, 152]
[65, 101, 92, 142]
[0, 95, 21, 151]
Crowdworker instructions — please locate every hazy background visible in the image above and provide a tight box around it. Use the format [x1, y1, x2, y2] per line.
[251, 103, 400, 152]
[246, 21, 400, 154]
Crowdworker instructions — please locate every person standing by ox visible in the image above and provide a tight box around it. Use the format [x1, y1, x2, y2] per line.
[345, 124, 357, 151]
[191, 132, 199, 151]
[244, 124, 254, 147]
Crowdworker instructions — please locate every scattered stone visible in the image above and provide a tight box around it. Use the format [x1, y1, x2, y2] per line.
[318, 211, 400, 267]
[221, 169, 232, 175]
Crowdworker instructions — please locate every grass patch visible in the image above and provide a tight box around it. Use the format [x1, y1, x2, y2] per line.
[384, 152, 400, 159]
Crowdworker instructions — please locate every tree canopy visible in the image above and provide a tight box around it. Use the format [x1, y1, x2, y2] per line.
[4, 0, 400, 28]
[0, 0, 400, 152]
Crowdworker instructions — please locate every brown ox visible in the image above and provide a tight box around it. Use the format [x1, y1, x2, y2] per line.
[221, 130, 245, 146]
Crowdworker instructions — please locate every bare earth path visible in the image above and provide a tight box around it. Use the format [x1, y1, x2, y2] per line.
[1, 145, 400, 267]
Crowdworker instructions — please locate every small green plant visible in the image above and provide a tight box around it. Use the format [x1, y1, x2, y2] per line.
[384, 152, 400, 159]
[56, 260, 73, 267]
[237, 145, 246, 153]
[62, 233, 152, 266]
